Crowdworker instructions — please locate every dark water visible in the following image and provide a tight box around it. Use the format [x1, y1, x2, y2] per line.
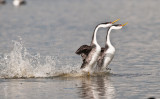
[0, 0, 160, 99]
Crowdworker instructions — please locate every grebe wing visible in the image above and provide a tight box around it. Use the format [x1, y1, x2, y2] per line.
[75, 45, 92, 55]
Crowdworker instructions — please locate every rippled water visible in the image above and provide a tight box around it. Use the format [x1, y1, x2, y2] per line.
[0, 0, 160, 99]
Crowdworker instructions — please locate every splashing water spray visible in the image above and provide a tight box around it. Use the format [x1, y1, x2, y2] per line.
[0, 38, 80, 78]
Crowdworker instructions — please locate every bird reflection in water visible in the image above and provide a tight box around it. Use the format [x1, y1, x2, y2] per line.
[78, 76, 115, 99]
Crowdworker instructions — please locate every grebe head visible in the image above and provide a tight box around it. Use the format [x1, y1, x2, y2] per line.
[111, 24, 123, 29]
[99, 19, 120, 28]
[111, 22, 128, 30]
[99, 22, 112, 28]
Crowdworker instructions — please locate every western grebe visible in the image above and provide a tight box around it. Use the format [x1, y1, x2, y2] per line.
[75, 19, 120, 73]
[13, 0, 26, 6]
[0, 0, 6, 4]
[96, 23, 128, 71]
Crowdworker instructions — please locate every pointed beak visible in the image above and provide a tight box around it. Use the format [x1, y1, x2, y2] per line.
[112, 19, 120, 24]
[121, 22, 128, 26]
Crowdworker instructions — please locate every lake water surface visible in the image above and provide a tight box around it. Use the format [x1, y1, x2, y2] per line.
[0, 0, 160, 99]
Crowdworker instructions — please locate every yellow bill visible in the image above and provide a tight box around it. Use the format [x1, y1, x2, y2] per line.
[112, 19, 120, 24]
[122, 22, 128, 26]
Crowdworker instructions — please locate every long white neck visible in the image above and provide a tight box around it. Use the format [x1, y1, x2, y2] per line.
[91, 25, 101, 46]
[105, 27, 113, 48]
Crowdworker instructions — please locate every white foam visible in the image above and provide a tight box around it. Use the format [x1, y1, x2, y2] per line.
[0, 39, 80, 78]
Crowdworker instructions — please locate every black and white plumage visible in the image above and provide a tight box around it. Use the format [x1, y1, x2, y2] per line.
[76, 21, 120, 73]
[13, 0, 26, 6]
[96, 23, 127, 71]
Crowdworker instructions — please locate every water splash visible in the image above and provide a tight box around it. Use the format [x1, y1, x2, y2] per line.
[0, 39, 111, 78]
[0, 39, 80, 78]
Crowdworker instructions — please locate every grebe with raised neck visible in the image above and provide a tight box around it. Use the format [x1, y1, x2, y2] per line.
[96, 23, 128, 71]
[75, 19, 120, 74]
